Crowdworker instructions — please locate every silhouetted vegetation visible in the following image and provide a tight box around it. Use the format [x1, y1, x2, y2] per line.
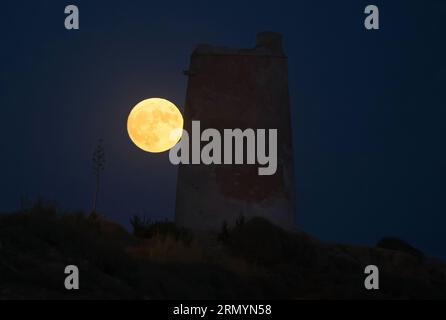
[1, 205, 446, 299]
[130, 215, 193, 246]
[377, 237, 425, 261]
[91, 139, 105, 213]
[0, 203, 269, 299]
[217, 220, 230, 243]
[235, 214, 245, 228]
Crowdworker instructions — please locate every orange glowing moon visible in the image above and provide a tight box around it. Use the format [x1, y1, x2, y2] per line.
[127, 98, 183, 153]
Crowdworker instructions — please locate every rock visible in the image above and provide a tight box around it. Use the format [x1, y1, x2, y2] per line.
[376, 237, 424, 260]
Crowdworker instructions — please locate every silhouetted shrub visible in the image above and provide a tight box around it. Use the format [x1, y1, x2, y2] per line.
[223, 217, 318, 267]
[235, 214, 245, 228]
[377, 237, 424, 261]
[130, 215, 193, 246]
[217, 220, 230, 243]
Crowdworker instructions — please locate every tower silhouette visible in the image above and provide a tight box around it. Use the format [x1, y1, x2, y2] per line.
[175, 32, 296, 231]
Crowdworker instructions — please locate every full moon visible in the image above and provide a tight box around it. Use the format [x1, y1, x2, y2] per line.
[127, 98, 183, 153]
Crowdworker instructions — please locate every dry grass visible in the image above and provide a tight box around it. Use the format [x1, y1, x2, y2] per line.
[127, 234, 206, 264]
[126, 232, 263, 276]
[219, 255, 260, 275]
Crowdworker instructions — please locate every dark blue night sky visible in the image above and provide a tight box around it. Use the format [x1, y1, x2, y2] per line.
[1, 1, 445, 258]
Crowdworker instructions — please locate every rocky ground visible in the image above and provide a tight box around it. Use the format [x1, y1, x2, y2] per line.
[0, 204, 445, 299]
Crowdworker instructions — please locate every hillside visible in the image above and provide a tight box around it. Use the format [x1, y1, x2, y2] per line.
[0, 203, 445, 299]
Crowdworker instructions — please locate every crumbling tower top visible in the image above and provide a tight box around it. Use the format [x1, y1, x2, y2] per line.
[193, 31, 286, 57]
[255, 31, 284, 56]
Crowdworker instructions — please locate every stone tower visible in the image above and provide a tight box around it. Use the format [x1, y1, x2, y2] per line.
[175, 32, 295, 231]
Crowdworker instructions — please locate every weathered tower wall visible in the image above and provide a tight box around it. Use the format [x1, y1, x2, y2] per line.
[175, 32, 296, 231]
